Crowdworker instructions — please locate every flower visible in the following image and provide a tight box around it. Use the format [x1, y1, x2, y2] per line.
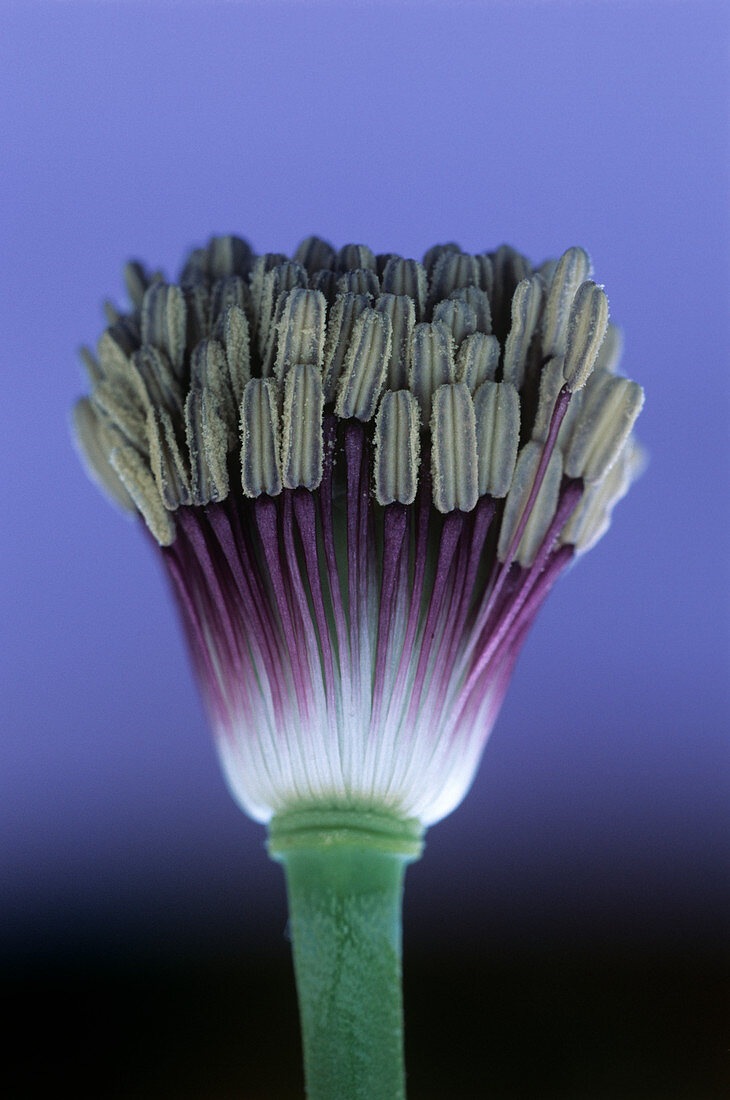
[74, 235, 644, 829]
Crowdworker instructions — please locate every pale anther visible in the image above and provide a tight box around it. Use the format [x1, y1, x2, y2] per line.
[374, 389, 420, 506]
[561, 437, 642, 553]
[133, 346, 184, 421]
[565, 375, 645, 482]
[336, 269, 380, 299]
[274, 288, 327, 381]
[73, 398, 135, 511]
[380, 257, 428, 318]
[497, 441, 563, 566]
[409, 320, 456, 426]
[147, 407, 192, 510]
[190, 338, 238, 442]
[374, 294, 415, 391]
[541, 246, 592, 361]
[123, 261, 153, 310]
[185, 388, 229, 504]
[448, 285, 492, 334]
[502, 274, 545, 390]
[92, 377, 149, 456]
[219, 304, 251, 406]
[432, 298, 478, 345]
[335, 309, 392, 422]
[110, 442, 175, 545]
[294, 235, 336, 274]
[210, 275, 248, 322]
[257, 261, 308, 359]
[456, 333, 500, 393]
[97, 327, 136, 384]
[336, 243, 377, 273]
[473, 380, 521, 498]
[322, 293, 371, 402]
[430, 382, 478, 514]
[140, 283, 187, 377]
[532, 356, 573, 445]
[240, 378, 282, 498]
[562, 281, 610, 392]
[429, 251, 481, 303]
[281, 364, 325, 491]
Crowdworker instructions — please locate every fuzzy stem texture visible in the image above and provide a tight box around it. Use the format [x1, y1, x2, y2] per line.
[268, 809, 424, 1100]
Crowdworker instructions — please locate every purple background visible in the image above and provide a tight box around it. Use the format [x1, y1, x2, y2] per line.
[1, 2, 728, 1093]
[3, 0, 728, 950]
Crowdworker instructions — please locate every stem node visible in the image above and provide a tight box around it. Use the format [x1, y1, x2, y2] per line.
[269, 808, 424, 1100]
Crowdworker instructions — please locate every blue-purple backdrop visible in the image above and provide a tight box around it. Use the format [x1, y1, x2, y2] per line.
[2, 1, 728, 958]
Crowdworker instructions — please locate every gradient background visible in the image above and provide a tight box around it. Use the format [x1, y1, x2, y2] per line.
[2, 2, 728, 1096]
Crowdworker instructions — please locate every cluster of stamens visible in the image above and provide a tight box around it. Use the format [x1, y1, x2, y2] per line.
[74, 235, 644, 825]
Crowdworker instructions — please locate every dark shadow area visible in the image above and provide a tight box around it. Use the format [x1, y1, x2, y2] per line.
[3, 938, 726, 1098]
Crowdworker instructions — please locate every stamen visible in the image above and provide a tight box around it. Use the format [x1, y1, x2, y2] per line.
[110, 442, 175, 545]
[562, 280, 610, 392]
[502, 274, 545, 389]
[473, 380, 521, 498]
[209, 275, 248, 321]
[374, 294, 416, 390]
[123, 260, 154, 310]
[380, 257, 428, 318]
[564, 374, 644, 482]
[429, 251, 482, 304]
[456, 332, 500, 392]
[336, 243, 377, 273]
[541, 246, 592, 360]
[189, 338, 238, 445]
[72, 397, 135, 511]
[92, 377, 149, 456]
[422, 242, 461, 275]
[182, 283, 211, 349]
[336, 269, 380, 298]
[497, 441, 564, 566]
[257, 261, 308, 365]
[218, 304, 251, 405]
[97, 326, 136, 383]
[248, 253, 288, 335]
[409, 320, 456, 425]
[488, 245, 531, 330]
[147, 407, 191, 509]
[430, 383, 478, 513]
[199, 235, 255, 281]
[335, 309, 392, 421]
[132, 345, 184, 421]
[448, 285, 492, 333]
[561, 436, 645, 553]
[140, 283, 187, 377]
[184, 387, 229, 504]
[322, 292, 371, 401]
[374, 390, 420, 506]
[240, 378, 282, 497]
[309, 269, 338, 302]
[294, 235, 336, 274]
[532, 356, 576, 444]
[274, 287, 327, 380]
[281, 364, 325, 490]
[432, 298, 478, 345]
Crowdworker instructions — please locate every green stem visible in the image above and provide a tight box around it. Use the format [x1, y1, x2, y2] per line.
[268, 808, 424, 1100]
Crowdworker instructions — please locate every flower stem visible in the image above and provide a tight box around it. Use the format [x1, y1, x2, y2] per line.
[268, 809, 424, 1100]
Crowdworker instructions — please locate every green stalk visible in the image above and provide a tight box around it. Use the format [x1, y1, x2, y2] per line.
[268, 808, 424, 1100]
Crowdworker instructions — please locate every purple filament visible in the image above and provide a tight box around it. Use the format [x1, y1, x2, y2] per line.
[158, 409, 584, 818]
